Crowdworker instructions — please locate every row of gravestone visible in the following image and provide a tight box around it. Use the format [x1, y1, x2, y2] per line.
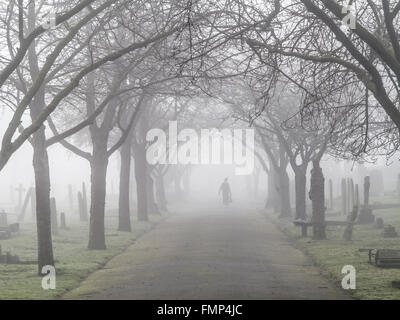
[334, 176, 398, 238]
[327, 176, 375, 224]
[0, 182, 90, 240]
[9, 182, 90, 223]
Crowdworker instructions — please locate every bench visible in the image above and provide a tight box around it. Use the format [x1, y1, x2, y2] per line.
[293, 220, 353, 237]
[359, 249, 400, 268]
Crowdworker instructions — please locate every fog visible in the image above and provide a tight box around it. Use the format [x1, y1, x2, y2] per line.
[1, 0, 400, 302]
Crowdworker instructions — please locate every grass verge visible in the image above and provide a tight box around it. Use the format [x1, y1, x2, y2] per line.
[0, 214, 163, 299]
[264, 199, 400, 300]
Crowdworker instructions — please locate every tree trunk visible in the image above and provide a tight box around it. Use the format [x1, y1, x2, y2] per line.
[118, 140, 131, 232]
[310, 159, 326, 240]
[147, 175, 160, 214]
[174, 173, 183, 199]
[278, 168, 291, 218]
[266, 168, 279, 211]
[27, 5, 54, 273]
[88, 140, 108, 250]
[32, 126, 54, 272]
[133, 142, 148, 221]
[294, 167, 307, 220]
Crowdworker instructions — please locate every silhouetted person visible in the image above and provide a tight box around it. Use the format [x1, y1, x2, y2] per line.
[219, 178, 232, 205]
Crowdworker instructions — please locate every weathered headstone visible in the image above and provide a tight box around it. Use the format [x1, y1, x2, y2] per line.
[347, 178, 352, 213]
[350, 179, 355, 213]
[375, 217, 384, 229]
[355, 184, 360, 212]
[341, 178, 347, 216]
[358, 176, 375, 224]
[50, 197, 58, 235]
[370, 169, 384, 197]
[0, 211, 8, 227]
[343, 206, 358, 241]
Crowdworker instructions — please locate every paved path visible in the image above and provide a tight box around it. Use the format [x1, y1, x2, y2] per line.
[64, 206, 350, 299]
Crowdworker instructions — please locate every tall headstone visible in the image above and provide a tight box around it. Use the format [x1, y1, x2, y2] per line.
[369, 169, 384, 197]
[364, 176, 370, 207]
[358, 176, 375, 224]
[347, 178, 352, 213]
[329, 179, 333, 210]
[355, 184, 360, 212]
[0, 211, 8, 227]
[343, 206, 358, 241]
[50, 197, 58, 235]
[341, 178, 347, 216]
[349, 178, 354, 213]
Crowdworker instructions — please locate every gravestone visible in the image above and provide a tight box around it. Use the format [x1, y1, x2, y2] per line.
[348, 178, 354, 213]
[343, 206, 358, 241]
[329, 179, 333, 210]
[355, 184, 360, 211]
[392, 280, 400, 289]
[0, 211, 8, 227]
[369, 169, 384, 197]
[60, 212, 67, 230]
[383, 225, 398, 238]
[50, 197, 58, 235]
[358, 176, 375, 224]
[375, 217, 384, 229]
[341, 178, 347, 216]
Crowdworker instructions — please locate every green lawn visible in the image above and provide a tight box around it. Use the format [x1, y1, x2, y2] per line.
[0, 214, 163, 299]
[268, 198, 400, 300]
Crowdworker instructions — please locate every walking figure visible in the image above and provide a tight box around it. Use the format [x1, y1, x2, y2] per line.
[219, 178, 232, 205]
